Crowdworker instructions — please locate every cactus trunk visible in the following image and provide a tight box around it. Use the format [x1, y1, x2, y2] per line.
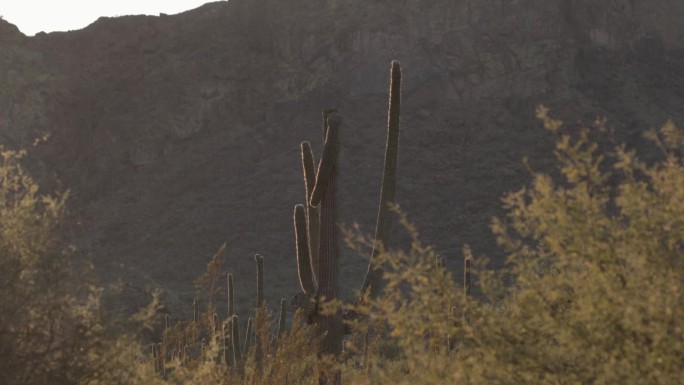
[312, 111, 343, 385]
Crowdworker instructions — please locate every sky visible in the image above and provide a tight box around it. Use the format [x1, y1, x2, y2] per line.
[1, 0, 218, 36]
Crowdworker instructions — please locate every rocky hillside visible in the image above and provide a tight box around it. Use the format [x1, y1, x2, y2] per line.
[1, 0, 683, 317]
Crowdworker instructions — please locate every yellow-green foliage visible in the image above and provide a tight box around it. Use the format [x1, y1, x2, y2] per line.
[476, 109, 684, 385]
[0, 149, 143, 385]
[148, 310, 326, 385]
[345, 110, 684, 385]
[5, 109, 684, 385]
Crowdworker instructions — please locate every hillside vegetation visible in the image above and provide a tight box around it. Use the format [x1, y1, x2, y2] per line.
[3, 109, 682, 384]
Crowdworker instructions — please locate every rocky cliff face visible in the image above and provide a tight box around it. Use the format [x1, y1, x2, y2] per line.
[1, 0, 683, 316]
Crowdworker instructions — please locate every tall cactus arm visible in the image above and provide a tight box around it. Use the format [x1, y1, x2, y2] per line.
[301, 141, 320, 274]
[360, 60, 402, 300]
[301, 141, 316, 202]
[310, 111, 341, 206]
[294, 204, 317, 297]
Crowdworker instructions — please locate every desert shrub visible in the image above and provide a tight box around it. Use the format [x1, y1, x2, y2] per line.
[139, 246, 325, 385]
[0, 149, 142, 385]
[7, 106, 681, 385]
[345, 110, 684, 384]
[149, 312, 324, 385]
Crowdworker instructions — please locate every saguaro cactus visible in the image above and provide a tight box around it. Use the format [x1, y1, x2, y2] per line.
[291, 109, 343, 384]
[292, 61, 402, 385]
[312, 110, 344, 358]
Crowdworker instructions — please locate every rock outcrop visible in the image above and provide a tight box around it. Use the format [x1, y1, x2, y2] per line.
[1, 0, 683, 315]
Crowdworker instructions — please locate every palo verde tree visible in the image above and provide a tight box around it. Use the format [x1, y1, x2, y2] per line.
[348, 109, 684, 385]
[0, 149, 140, 385]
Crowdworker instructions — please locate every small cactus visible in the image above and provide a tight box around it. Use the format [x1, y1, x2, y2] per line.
[276, 298, 287, 342]
[231, 315, 241, 365]
[151, 343, 158, 374]
[243, 317, 254, 357]
[255, 254, 264, 308]
[227, 273, 234, 317]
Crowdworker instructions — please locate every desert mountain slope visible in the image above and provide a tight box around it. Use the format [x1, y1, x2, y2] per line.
[1, 0, 683, 316]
